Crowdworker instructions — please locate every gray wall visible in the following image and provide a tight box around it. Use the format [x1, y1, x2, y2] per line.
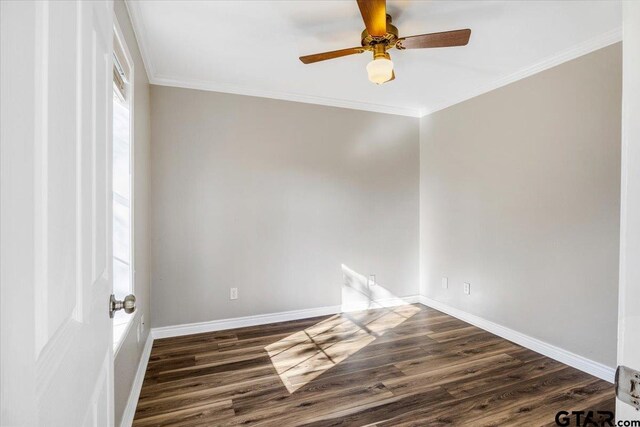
[113, 1, 151, 425]
[150, 86, 419, 328]
[420, 43, 622, 367]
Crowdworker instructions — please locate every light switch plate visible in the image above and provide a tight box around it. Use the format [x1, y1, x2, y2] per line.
[464, 283, 471, 295]
[230, 287, 238, 300]
[442, 277, 448, 289]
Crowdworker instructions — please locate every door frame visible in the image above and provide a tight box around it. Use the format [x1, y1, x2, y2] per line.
[112, 13, 138, 358]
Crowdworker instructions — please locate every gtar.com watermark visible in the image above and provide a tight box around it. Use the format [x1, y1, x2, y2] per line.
[555, 410, 640, 427]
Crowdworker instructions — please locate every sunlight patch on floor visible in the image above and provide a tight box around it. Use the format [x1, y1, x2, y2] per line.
[265, 304, 420, 393]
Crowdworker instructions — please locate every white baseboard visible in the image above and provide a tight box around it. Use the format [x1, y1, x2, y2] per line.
[151, 305, 342, 340]
[418, 296, 615, 383]
[118, 297, 419, 424]
[152, 296, 423, 340]
[127, 293, 608, 426]
[120, 333, 154, 427]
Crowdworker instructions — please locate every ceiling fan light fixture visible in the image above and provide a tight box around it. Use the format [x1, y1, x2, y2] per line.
[298, 0, 472, 84]
[366, 57, 393, 85]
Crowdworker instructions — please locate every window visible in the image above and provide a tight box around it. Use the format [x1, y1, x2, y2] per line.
[112, 23, 134, 352]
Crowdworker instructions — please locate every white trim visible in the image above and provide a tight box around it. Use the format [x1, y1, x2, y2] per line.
[418, 296, 616, 383]
[151, 295, 422, 340]
[120, 332, 153, 427]
[118, 295, 613, 426]
[113, 18, 134, 84]
[117, 4, 622, 119]
[123, 0, 418, 118]
[121, 293, 614, 426]
[419, 27, 622, 117]
[151, 305, 342, 340]
[123, 0, 154, 82]
[112, 14, 137, 357]
[113, 311, 137, 358]
[119, 298, 419, 424]
[150, 76, 422, 117]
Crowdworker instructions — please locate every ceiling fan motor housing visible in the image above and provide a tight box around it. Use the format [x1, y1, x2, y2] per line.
[360, 14, 399, 50]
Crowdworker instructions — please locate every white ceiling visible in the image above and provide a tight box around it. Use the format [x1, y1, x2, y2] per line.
[126, 0, 621, 117]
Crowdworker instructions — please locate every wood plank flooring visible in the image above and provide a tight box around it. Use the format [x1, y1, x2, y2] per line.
[133, 304, 614, 426]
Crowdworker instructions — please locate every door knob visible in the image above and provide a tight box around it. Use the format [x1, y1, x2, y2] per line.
[109, 294, 136, 318]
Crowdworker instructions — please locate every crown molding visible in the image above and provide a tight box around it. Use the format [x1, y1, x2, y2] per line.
[124, 0, 156, 81]
[124, 0, 620, 120]
[124, 0, 418, 118]
[419, 27, 622, 117]
[150, 75, 423, 117]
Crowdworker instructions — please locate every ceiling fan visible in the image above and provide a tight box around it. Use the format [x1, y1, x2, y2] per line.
[299, 0, 471, 85]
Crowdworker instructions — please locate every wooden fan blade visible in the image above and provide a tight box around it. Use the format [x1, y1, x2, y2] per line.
[299, 47, 366, 64]
[357, 0, 387, 37]
[397, 29, 471, 49]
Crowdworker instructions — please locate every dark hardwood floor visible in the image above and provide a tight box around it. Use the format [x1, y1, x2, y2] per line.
[133, 304, 614, 426]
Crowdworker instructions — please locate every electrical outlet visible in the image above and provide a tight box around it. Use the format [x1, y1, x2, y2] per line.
[442, 277, 448, 289]
[137, 314, 144, 343]
[368, 275, 376, 286]
[464, 282, 471, 295]
[230, 287, 238, 300]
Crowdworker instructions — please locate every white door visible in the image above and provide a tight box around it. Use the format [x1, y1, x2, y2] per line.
[617, 0, 640, 421]
[1, 1, 116, 425]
